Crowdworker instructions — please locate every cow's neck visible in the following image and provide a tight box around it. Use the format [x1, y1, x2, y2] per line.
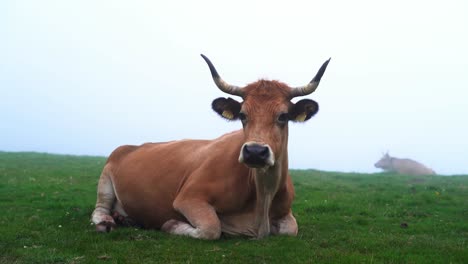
[251, 134, 289, 239]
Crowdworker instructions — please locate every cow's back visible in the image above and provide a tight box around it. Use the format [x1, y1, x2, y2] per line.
[393, 158, 436, 175]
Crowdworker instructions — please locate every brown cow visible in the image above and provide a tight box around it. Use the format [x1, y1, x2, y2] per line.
[91, 54, 330, 239]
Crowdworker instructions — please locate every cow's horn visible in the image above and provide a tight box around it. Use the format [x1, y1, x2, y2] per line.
[290, 58, 331, 98]
[201, 54, 244, 97]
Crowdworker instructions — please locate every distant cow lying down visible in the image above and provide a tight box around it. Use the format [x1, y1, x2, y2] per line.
[374, 153, 436, 175]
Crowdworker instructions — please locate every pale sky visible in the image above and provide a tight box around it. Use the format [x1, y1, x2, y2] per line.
[1, 0, 467, 175]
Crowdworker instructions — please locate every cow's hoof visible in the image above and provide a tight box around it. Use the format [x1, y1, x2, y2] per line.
[96, 221, 116, 233]
[161, 219, 179, 232]
[112, 211, 137, 227]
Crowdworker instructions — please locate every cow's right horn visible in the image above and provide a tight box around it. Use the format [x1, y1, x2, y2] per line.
[290, 58, 331, 98]
[201, 54, 244, 97]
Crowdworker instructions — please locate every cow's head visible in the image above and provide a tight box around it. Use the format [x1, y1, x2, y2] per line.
[202, 54, 330, 169]
[375, 152, 392, 170]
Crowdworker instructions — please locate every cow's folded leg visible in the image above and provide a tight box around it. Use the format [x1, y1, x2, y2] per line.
[91, 168, 117, 232]
[161, 200, 221, 240]
[271, 211, 298, 236]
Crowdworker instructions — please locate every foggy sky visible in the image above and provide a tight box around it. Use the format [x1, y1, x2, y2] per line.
[1, 0, 467, 175]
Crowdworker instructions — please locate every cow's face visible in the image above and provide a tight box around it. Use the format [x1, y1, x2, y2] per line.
[374, 153, 391, 170]
[212, 81, 319, 168]
[202, 55, 330, 168]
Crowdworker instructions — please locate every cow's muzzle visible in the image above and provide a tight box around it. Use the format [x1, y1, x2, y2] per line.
[239, 142, 275, 168]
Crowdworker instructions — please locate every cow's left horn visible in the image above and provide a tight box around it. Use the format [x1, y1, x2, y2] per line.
[290, 58, 331, 98]
[201, 54, 244, 97]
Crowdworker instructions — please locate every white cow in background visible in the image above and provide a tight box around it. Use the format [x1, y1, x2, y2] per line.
[374, 153, 436, 175]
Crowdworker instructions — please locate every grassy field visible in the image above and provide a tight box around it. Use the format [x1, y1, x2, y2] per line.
[0, 152, 467, 263]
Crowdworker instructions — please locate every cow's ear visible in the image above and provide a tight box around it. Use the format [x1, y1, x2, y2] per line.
[289, 99, 319, 122]
[212, 97, 242, 120]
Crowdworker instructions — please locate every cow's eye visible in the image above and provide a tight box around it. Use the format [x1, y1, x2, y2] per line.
[239, 113, 247, 122]
[277, 113, 289, 124]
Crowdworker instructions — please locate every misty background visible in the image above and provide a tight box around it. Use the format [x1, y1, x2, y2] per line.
[1, 0, 467, 175]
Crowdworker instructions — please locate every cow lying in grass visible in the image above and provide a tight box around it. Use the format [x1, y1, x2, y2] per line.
[374, 153, 436, 175]
[91, 54, 331, 239]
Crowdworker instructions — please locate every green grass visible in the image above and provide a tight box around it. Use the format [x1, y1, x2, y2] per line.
[1, 152, 467, 263]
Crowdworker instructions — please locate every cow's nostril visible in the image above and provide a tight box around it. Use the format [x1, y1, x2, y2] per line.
[258, 147, 269, 158]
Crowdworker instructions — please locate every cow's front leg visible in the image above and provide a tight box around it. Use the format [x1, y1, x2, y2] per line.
[271, 212, 298, 236]
[161, 199, 221, 240]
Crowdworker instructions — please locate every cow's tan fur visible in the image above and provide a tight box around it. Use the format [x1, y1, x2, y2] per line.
[91, 57, 329, 239]
[91, 82, 300, 239]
